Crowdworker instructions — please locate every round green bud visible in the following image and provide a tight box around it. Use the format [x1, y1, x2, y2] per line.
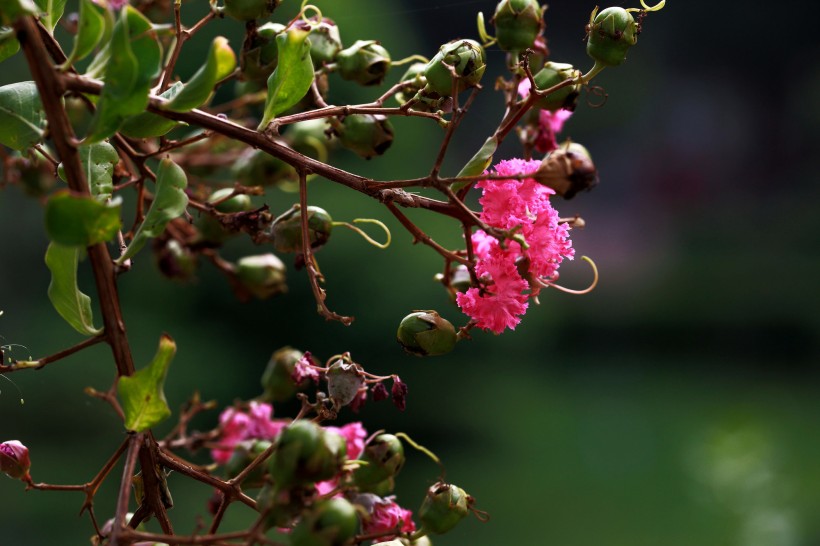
[261, 346, 305, 402]
[326, 359, 365, 407]
[535, 141, 598, 199]
[156, 239, 198, 281]
[269, 420, 346, 488]
[223, 0, 278, 21]
[270, 205, 333, 253]
[334, 114, 394, 159]
[353, 434, 405, 487]
[195, 188, 254, 243]
[233, 148, 298, 188]
[423, 39, 486, 97]
[586, 7, 638, 66]
[291, 498, 360, 546]
[395, 62, 428, 107]
[240, 22, 284, 82]
[225, 440, 272, 489]
[530, 62, 581, 112]
[418, 482, 471, 535]
[257, 482, 314, 529]
[336, 40, 391, 86]
[294, 17, 343, 68]
[236, 253, 287, 299]
[397, 311, 457, 357]
[491, 0, 544, 54]
[286, 119, 332, 159]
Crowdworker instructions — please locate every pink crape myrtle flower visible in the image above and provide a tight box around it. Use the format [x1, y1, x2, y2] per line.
[361, 497, 416, 538]
[292, 353, 322, 384]
[0, 440, 31, 481]
[517, 78, 573, 153]
[324, 421, 367, 460]
[457, 158, 574, 333]
[211, 402, 288, 464]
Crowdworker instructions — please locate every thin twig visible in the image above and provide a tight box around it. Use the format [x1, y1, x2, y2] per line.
[1, 333, 106, 374]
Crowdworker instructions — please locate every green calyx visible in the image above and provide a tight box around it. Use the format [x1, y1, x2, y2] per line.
[269, 420, 346, 488]
[336, 40, 391, 86]
[530, 61, 581, 112]
[586, 7, 638, 66]
[397, 311, 457, 357]
[261, 346, 305, 402]
[240, 22, 285, 82]
[223, 0, 278, 22]
[270, 205, 333, 253]
[423, 39, 486, 97]
[334, 114, 394, 159]
[236, 253, 287, 299]
[418, 482, 471, 535]
[353, 434, 405, 488]
[290, 498, 360, 546]
[491, 0, 544, 54]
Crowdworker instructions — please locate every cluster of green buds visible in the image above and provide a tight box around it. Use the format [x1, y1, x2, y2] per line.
[397, 311, 458, 357]
[491, 0, 545, 56]
[420, 39, 486, 99]
[269, 420, 347, 488]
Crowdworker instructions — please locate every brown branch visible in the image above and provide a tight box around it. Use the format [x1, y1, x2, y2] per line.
[385, 203, 470, 265]
[1, 333, 106, 374]
[109, 434, 141, 546]
[157, 449, 257, 510]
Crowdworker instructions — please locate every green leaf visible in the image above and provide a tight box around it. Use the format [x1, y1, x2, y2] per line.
[119, 81, 182, 138]
[258, 28, 314, 129]
[0, 0, 39, 24]
[57, 141, 119, 201]
[85, 6, 161, 143]
[453, 135, 498, 189]
[34, 0, 67, 33]
[0, 81, 46, 150]
[118, 334, 175, 432]
[44, 243, 102, 336]
[163, 36, 236, 113]
[117, 157, 187, 264]
[62, 0, 106, 68]
[44, 190, 122, 246]
[0, 27, 20, 64]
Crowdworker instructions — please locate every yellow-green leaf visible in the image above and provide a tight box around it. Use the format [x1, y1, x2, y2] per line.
[120, 82, 182, 138]
[258, 28, 314, 129]
[61, 0, 106, 68]
[453, 135, 498, 190]
[45, 243, 102, 336]
[44, 190, 122, 246]
[0, 27, 20, 64]
[163, 36, 236, 113]
[57, 141, 119, 201]
[34, 0, 67, 33]
[118, 334, 175, 432]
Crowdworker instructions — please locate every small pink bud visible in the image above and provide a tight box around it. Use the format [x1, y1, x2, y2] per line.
[391, 377, 408, 412]
[372, 382, 389, 402]
[0, 440, 31, 481]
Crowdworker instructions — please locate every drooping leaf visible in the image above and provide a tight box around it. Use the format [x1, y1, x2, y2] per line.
[44, 243, 102, 336]
[118, 334, 175, 432]
[453, 135, 499, 189]
[85, 6, 161, 143]
[0, 0, 39, 24]
[57, 141, 119, 201]
[117, 157, 187, 264]
[0, 27, 20, 64]
[258, 28, 314, 129]
[119, 81, 182, 138]
[34, 0, 67, 33]
[44, 190, 122, 246]
[163, 36, 236, 113]
[61, 0, 106, 68]
[0, 81, 46, 150]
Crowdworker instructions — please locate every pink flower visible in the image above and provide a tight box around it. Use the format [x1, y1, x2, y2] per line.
[324, 422, 367, 460]
[362, 497, 416, 538]
[211, 402, 288, 464]
[0, 440, 31, 481]
[517, 78, 573, 153]
[292, 353, 322, 384]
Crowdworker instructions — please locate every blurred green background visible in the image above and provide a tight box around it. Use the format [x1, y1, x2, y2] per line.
[2, 0, 820, 545]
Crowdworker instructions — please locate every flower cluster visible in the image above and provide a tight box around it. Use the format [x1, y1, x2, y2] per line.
[457, 158, 574, 333]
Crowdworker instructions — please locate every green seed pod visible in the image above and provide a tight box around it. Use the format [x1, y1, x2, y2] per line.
[269, 420, 346, 488]
[334, 114, 394, 159]
[195, 188, 254, 243]
[491, 0, 544, 54]
[530, 62, 581, 112]
[336, 40, 391, 86]
[394, 62, 427, 106]
[223, 0, 278, 22]
[586, 7, 638, 66]
[418, 482, 471, 535]
[257, 482, 315, 529]
[326, 359, 364, 407]
[155, 239, 198, 281]
[225, 440, 272, 489]
[397, 311, 457, 357]
[290, 498, 360, 546]
[261, 346, 306, 402]
[270, 205, 333, 253]
[353, 434, 405, 488]
[294, 17, 343, 68]
[535, 141, 598, 199]
[286, 118, 332, 159]
[423, 39, 486, 97]
[236, 253, 287, 299]
[233, 148, 299, 188]
[240, 22, 285, 82]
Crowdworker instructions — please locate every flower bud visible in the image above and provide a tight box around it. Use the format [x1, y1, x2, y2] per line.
[0, 440, 31, 481]
[236, 253, 287, 299]
[225, 440, 272, 489]
[269, 420, 346, 488]
[353, 434, 405, 488]
[397, 311, 457, 357]
[423, 39, 486, 97]
[270, 205, 333, 253]
[336, 40, 391, 86]
[291, 498, 360, 546]
[195, 188, 254, 243]
[418, 482, 471, 535]
[233, 148, 298, 188]
[223, 0, 278, 21]
[326, 359, 365, 407]
[491, 0, 544, 54]
[287, 118, 333, 159]
[240, 22, 284, 82]
[333, 114, 394, 159]
[262, 346, 306, 402]
[155, 239, 198, 281]
[586, 7, 638, 66]
[530, 62, 581, 112]
[294, 17, 343, 68]
[534, 141, 598, 199]
[257, 482, 315, 529]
